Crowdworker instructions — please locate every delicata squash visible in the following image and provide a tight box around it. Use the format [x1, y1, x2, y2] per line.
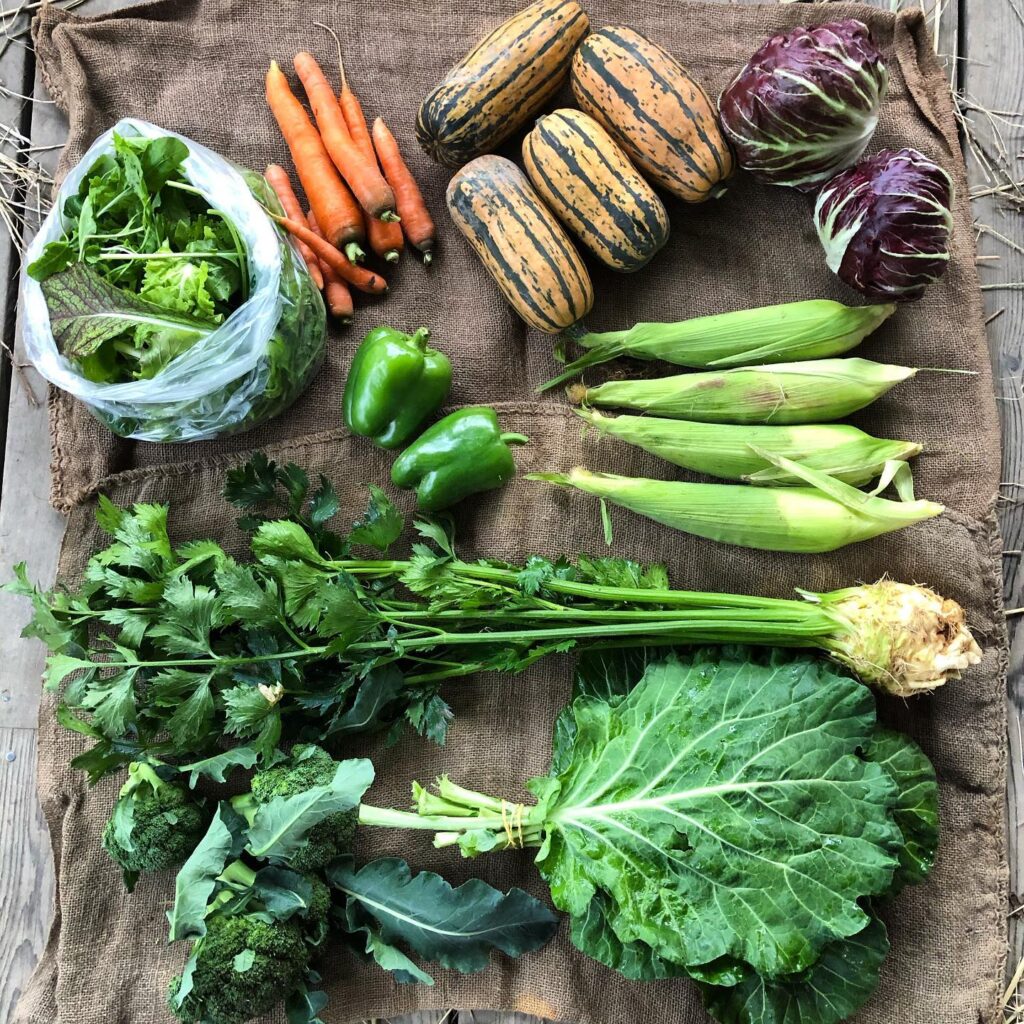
[417, 0, 590, 167]
[522, 108, 670, 273]
[446, 155, 594, 333]
[571, 25, 734, 202]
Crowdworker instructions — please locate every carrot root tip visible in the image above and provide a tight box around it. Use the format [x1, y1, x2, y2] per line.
[384, 250, 400, 264]
[421, 251, 433, 267]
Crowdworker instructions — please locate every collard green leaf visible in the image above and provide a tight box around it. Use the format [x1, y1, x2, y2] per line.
[167, 804, 241, 941]
[865, 728, 939, 892]
[570, 891, 687, 981]
[328, 856, 558, 974]
[532, 649, 902, 978]
[572, 647, 662, 704]
[698, 917, 890, 1024]
[245, 759, 374, 861]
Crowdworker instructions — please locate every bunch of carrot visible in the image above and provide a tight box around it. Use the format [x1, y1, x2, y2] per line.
[264, 30, 435, 324]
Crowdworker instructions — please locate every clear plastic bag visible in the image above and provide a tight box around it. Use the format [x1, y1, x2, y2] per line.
[20, 118, 326, 442]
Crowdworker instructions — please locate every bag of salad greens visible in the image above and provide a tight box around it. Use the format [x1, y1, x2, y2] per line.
[20, 117, 326, 442]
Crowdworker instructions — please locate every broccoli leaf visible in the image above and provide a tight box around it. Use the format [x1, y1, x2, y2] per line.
[698, 917, 890, 1024]
[343, 910, 436, 985]
[245, 759, 374, 862]
[167, 803, 244, 941]
[178, 747, 259, 788]
[285, 985, 329, 1024]
[328, 856, 559, 974]
[532, 649, 903, 979]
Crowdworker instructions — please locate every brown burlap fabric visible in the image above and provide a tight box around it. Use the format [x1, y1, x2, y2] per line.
[19, 2, 1007, 1023]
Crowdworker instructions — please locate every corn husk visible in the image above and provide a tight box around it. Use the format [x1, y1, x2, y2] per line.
[528, 456, 943, 554]
[569, 358, 916, 424]
[541, 299, 895, 390]
[576, 409, 921, 487]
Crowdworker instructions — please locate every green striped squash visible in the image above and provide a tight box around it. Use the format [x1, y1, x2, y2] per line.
[417, 0, 590, 167]
[522, 109, 670, 273]
[571, 25, 734, 202]
[446, 155, 594, 333]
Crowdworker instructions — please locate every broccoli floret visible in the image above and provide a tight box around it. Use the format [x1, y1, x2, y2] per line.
[238, 744, 357, 872]
[102, 762, 208, 884]
[167, 860, 329, 1024]
[167, 914, 310, 1024]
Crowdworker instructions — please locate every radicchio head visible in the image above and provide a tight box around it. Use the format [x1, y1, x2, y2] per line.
[719, 20, 888, 191]
[814, 148, 954, 302]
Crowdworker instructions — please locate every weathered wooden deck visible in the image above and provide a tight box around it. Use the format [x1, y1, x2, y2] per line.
[0, 0, 1020, 1020]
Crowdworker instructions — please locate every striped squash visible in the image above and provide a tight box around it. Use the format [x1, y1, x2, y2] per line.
[522, 109, 670, 273]
[446, 155, 594, 333]
[417, 0, 589, 167]
[571, 26, 734, 202]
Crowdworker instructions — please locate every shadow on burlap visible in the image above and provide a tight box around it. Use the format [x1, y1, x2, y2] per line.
[15, 2, 1008, 1023]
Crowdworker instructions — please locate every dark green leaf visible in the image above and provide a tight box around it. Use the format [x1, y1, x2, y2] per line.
[167, 804, 240, 941]
[178, 747, 259, 788]
[350, 486, 402, 551]
[866, 729, 939, 892]
[570, 892, 687, 981]
[285, 985, 329, 1024]
[245, 758, 374, 861]
[533, 649, 902, 978]
[328, 856, 558, 974]
[327, 666, 405, 737]
[309, 475, 341, 528]
[698, 917, 890, 1024]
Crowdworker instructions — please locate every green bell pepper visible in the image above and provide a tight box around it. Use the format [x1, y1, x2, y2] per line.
[343, 325, 452, 449]
[391, 407, 529, 512]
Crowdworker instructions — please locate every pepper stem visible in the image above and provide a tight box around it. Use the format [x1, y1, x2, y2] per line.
[410, 326, 431, 347]
[501, 432, 530, 446]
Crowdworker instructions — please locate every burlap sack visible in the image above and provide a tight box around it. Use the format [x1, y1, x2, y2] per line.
[18, 2, 1006, 1023]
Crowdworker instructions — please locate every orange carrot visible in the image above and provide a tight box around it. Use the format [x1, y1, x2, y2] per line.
[372, 117, 436, 264]
[307, 209, 354, 321]
[265, 61, 366, 261]
[264, 165, 324, 289]
[274, 214, 387, 295]
[292, 51, 397, 221]
[318, 26, 404, 264]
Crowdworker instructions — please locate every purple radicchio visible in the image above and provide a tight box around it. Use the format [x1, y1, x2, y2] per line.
[814, 148, 954, 302]
[719, 20, 888, 191]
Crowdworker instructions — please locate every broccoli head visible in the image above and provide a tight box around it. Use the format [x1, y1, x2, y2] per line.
[241, 744, 358, 872]
[102, 762, 208, 883]
[167, 913, 310, 1024]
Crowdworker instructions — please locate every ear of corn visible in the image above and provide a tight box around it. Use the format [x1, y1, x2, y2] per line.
[539, 299, 895, 390]
[527, 464, 943, 553]
[569, 358, 916, 424]
[576, 408, 920, 486]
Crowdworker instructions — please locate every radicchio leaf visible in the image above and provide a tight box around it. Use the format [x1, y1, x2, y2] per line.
[814, 148, 954, 301]
[719, 20, 888, 190]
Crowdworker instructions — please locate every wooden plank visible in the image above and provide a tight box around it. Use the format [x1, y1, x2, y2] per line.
[0, 727, 53, 1024]
[960, 0, 1024, 986]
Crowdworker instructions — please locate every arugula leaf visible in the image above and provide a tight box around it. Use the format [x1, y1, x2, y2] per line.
[328, 856, 558, 974]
